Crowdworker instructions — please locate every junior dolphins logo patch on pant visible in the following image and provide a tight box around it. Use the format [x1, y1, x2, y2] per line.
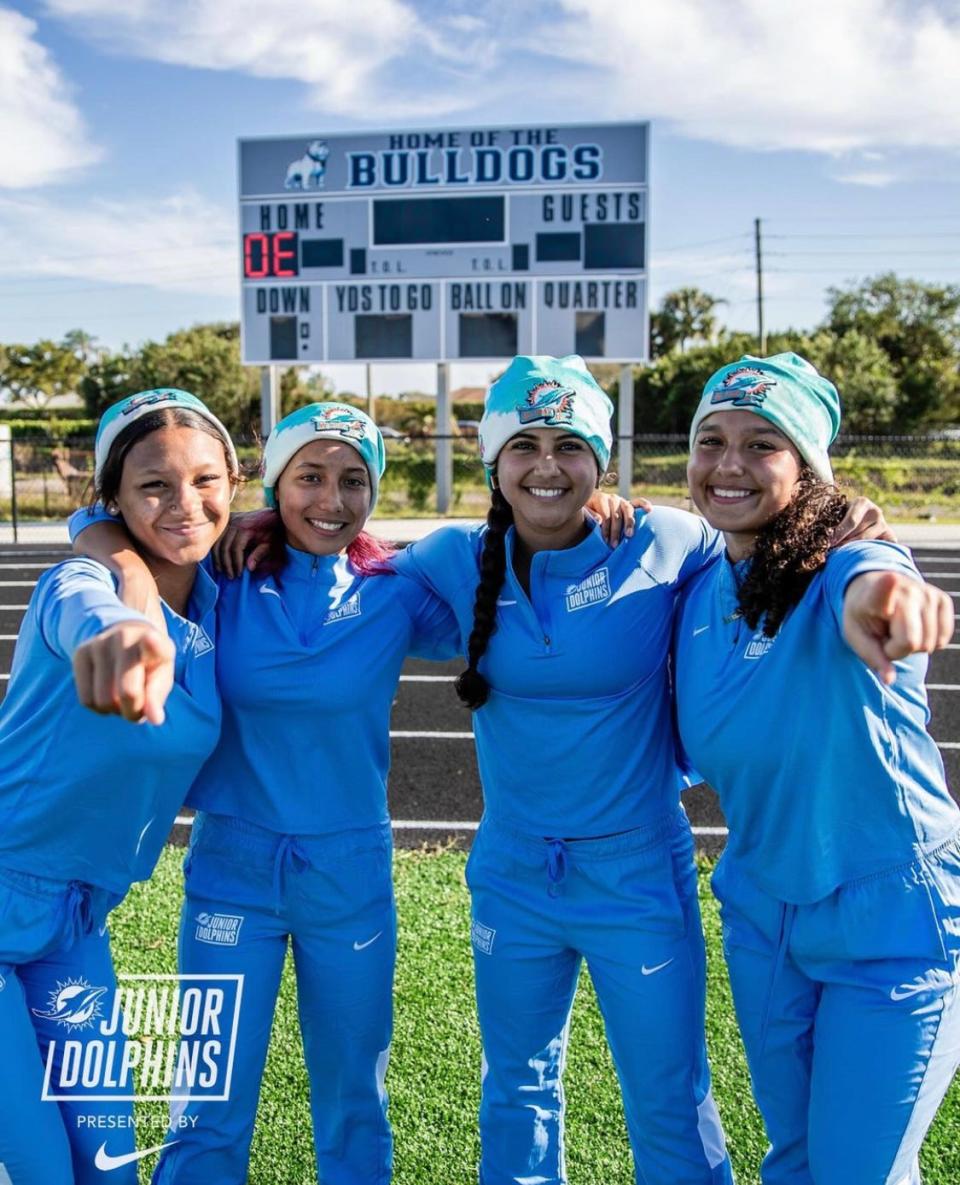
[195, 912, 244, 946]
[471, 920, 496, 955]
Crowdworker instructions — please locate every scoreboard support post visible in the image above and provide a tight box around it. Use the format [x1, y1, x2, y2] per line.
[617, 362, 634, 500]
[436, 362, 452, 514]
[261, 366, 280, 439]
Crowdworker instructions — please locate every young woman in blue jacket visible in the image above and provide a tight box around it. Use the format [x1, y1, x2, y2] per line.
[71, 403, 459, 1185]
[390, 355, 736, 1185]
[674, 353, 957, 1185]
[0, 388, 237, 1185]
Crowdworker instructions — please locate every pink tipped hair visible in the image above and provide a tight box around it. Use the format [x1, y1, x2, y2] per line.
[347, 530, 396, 574]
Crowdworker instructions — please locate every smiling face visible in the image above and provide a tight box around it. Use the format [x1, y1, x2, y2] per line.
[687, 409, 804, 560]
[274, 438, 371, 555]
[496, 427, 599, 550]
[111, 425, 233, 573]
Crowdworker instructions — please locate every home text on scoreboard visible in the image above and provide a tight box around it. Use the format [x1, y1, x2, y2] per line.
[238, 122, 649, 365]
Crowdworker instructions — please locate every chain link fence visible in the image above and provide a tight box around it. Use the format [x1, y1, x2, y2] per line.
[2, 432, 960, 538]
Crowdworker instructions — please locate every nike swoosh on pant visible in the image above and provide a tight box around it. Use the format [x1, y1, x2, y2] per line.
[641, 958, 674, 976]
[94, 1140, 179, 1171]
[353, 931, 383, 951]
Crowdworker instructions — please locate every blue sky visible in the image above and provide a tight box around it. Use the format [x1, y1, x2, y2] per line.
[2, 0, 959, 394]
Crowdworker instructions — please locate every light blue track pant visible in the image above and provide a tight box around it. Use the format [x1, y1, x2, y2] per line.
[713, 832, 960, 1185]
[466, 808, 733, 1185]
[0, 869, 133, 1185]
[153, 813, 396, 1185]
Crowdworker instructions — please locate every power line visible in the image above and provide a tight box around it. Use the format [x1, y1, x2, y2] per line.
[770, 232, 960, 241]
[766, 249, 960, 258]
[656, 233, 751, 254]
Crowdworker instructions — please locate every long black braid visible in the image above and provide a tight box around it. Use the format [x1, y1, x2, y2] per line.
[454, 487, 515, 710]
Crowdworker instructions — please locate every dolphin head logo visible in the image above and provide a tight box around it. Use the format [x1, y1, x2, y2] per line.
[32, 979, 108, 1029]
[516, 380, 576, 426]
[311, 409, 367, 442]
[709, 367, 777, 409]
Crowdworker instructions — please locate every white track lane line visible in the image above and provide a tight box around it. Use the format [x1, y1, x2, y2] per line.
[399, 675, 456, 682]
[390, 730, 474, 739]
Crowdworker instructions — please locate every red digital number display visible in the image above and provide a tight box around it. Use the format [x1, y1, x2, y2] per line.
[243, 232, 299, 278]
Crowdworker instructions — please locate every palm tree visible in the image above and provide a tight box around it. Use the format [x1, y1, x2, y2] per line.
[651, 288, 726, 356]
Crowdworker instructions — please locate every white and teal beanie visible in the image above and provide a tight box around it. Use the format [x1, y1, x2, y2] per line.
[262, 402, 386, 510]
[689, 353, 841, 482]
[479, 355, 614, 478]
[95, 388, 238, 486]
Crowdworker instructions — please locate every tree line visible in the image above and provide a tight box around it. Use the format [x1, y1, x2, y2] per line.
[1, 274, 958, 437]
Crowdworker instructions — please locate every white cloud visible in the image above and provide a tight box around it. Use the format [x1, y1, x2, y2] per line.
[0, 190, 236, 295]
[43, 0, 479, 117]
[831, 170, 899, 187]
[541, 0, 960, 152]
[0, 7, 102, 188]
[38, 0, 960, 153]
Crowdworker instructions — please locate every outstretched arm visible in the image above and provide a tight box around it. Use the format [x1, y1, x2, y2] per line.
[72, 518, 165, 632]
[73, 621, 176, 724]
[843, 570, 953, 684]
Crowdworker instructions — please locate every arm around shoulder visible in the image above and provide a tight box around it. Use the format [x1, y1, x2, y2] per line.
[70, 509, 165, 632]
[390, 523, 482, 603]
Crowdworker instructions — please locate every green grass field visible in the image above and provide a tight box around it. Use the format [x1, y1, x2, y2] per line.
[112, 845, 960, 1184]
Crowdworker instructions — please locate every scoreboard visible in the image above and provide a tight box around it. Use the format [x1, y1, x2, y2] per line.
[238, 122, 648, 365]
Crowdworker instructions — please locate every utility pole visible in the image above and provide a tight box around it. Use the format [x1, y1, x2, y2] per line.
[754, 217, 766, 355]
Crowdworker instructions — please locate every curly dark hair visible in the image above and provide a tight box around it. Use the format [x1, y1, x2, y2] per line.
[737, 466, 849, 637]
[454, 487, 515, 710]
